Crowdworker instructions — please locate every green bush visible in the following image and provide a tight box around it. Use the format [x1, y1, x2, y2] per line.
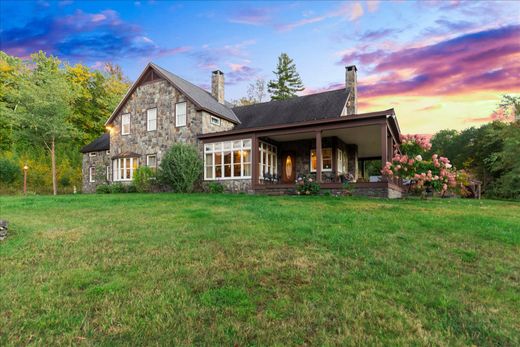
[0, 158, 21, 184]
[133, 166, 156, 192]
[126, 184, 137, 193]
[208, 182, 224, 193]
[295, 174, 320, 195]
[159, 143, 202, 193]
[96, 184, 111, 194]
[110, 182, 126, 193]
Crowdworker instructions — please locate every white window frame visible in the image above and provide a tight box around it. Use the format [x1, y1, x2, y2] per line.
[259, 141, 278, 179]
[204, 139, 252, 180]
[310, 148, 333, 172]
[175, 102, 187, 127]
[112, 157, 139, 181]
[89, 167, 95, 183]
[147, 108, 157, 131]
[106, 150, 110, 155]
[121, 114, 130, 135]
[146, 154, 157, 169]
[89, 152, 96, 157]
[210, 116, 221, 126]
[106, 165, 110, 181]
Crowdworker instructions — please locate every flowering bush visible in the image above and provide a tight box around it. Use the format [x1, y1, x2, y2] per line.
[295, 174, 320, 195]
[382, 134, 459, 195]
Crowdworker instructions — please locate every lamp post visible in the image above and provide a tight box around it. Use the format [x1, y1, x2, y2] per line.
[23, 164, 28, 195]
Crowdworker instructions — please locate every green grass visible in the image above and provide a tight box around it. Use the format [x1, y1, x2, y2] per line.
[1, 194, 519, 346]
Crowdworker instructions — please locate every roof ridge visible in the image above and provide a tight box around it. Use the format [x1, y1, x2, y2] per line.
[232, 88, 346, 110]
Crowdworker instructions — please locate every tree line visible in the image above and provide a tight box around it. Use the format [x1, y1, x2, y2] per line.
[0, 51, 130, 194]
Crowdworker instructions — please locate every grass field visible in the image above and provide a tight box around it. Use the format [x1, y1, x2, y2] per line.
[1, 194, 519, 346]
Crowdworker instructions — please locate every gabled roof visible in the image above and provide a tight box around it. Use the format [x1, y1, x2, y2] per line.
[80, 133, 109, 153]
[105, 63, 240, 126]
[232, 88, 348, 129]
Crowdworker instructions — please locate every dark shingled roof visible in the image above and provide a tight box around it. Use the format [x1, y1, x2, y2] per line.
[232, 88, 348, 129]
[80, 133, 109, 153]
[151, 63, 241, 124]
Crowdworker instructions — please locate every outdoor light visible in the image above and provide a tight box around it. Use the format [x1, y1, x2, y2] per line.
[23, 163, 29, 195]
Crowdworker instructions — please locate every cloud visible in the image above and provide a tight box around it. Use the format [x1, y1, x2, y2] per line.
[366, 0, 380, 13]
[358, 28, 400, 41]
[276, 15, 327, 32]
[229, 8, 272, 26]
[336, 25, 520, 98]
[0, 10, 188, 61]
[190, 40, 256, 71]
[348, 2, 364, 21]
[226, 63, 261, 85]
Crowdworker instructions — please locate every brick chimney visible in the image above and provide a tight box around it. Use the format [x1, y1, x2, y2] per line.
[211, 70, 225, 104]
[345, 65, 357, 115]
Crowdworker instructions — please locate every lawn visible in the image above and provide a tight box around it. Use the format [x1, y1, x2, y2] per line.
[1, 194, 519, 346]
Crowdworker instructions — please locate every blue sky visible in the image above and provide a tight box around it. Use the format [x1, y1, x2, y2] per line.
[1, 0, 519, 133]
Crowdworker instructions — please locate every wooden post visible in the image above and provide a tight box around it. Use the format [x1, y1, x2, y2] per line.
[316, 130, 322, 183]
[380, 124, 388, 182]
[252, 134, 259, 187]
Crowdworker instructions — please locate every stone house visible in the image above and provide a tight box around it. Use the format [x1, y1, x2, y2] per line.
[81, 63, 403, 197]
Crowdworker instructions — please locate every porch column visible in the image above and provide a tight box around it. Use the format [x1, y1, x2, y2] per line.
[316, 130, 322, 183]
[252, 134, 259, 186]
[380, 124, 388, 182]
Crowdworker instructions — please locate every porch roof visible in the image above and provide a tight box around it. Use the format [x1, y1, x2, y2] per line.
[198, 108, 401, 142]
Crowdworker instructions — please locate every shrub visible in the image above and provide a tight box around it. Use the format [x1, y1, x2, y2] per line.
[0, 158, 21, 184]
[133, 166, 156, 192]
[159, 143, 202, 193]
[295, 174, 320, 195]
[96, 184, 111, 194]
[126, 184, 137, 193]
[110, 182, 126, 193]
[208, 182, 224, 193]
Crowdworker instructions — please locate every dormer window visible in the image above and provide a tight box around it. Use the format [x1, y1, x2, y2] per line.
[122, 114, 130, 135]
[89, 152, 97, 157]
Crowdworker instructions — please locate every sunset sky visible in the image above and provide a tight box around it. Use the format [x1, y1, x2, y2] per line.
[1, 0, 519, 134]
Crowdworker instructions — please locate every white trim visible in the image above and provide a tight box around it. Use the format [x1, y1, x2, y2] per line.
[121, 114, 131, 135]
[89, 152, 96, 157]
[146, 154, 157, 168]
[147, 108, 157, 131]
[259, 141, 278, 179]
[310, 148, 333, 172]
[112, 157, 139, 181]
[204, 139, 252, 180]
[89, 167, 95, 182]
[106, 165, 110, 181]
[175, 102, 187, 127]
[210, 116, 221, 126]
[106, 150, 110, 155]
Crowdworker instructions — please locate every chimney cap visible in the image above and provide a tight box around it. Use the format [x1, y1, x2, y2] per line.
[346, 65, 357, 71]
[212, 70, 224, 75]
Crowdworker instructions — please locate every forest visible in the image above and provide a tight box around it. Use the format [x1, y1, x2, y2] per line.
[0, 51, 518, 199]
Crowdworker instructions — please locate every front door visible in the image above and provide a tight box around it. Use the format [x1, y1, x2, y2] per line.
[282, 153, 296, 183]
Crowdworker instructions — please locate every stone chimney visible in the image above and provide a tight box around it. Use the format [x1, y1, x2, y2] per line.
[211, 70, 225, 104]
[345, 65, 357, 115]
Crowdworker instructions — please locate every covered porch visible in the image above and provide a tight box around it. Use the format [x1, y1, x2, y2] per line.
[199, 109, 403, 198]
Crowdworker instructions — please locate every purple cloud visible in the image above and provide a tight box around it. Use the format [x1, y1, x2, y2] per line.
[0, 10, 188, 61]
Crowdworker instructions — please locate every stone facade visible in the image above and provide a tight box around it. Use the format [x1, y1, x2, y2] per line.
[205, 179, 253, 194]
[82, 150, 111, 193]
[201, 111, 234, 134]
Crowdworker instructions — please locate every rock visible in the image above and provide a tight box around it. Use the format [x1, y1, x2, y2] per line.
[0, 219, 8, 241]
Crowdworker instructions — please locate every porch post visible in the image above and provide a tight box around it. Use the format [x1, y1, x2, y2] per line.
[252, 134, 259, 187]
[380, 124, 388, 182]
[316, 130, 322, 183]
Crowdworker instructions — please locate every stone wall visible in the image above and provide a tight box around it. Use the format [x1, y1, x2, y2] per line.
[205, 179, 253, 194]
[201, 111, 235, 134]
[82, 150, 111, 193]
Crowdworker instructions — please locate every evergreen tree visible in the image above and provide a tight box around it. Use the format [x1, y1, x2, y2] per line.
[268, 53, 304, 100]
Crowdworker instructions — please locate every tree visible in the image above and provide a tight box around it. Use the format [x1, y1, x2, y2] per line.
[247, 78, 266, 103]
[496, 94, 520, 121]
[10, 52, 75, 195]
[268, 53, 304, 100]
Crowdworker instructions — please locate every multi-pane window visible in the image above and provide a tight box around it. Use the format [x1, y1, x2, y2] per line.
[176, 102, 186, 127]
[210, 116, 221, 126]
[147, 108, 157, 131]
[112, 157, 139, 181]
[204, 139, 251, 180]
[122, 114, 130, 135]
[337, 148, 348, 173]
[146, 154, 157, 171]
[259, 141, 278, 178]
[106, 166, 110, 181]
[89, 167, 95, 182]
[310, 148, 333, 172]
